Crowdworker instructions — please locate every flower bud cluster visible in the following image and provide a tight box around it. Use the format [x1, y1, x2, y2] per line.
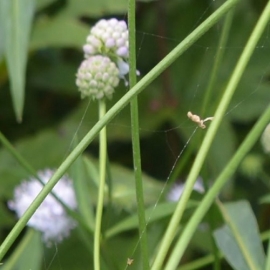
[76, 55, 119, 100]
[83, 18, 129, 59]
[76, 18, 131, 100]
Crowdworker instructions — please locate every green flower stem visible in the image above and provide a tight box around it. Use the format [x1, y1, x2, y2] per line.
[152, 1, 270, 269]
[0, 0, 238, 261]
[128, 0, 149, 269]
[165, 104, 270, 269]
[94, 100, 107, 270]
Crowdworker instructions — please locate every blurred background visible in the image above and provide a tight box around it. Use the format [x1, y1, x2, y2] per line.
[0, 0, 270, 269]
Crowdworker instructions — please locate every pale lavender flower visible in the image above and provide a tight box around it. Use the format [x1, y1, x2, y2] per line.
[83, 18, 129, 59]
[8, 169, 77, 246]
[167, 177, 205, 202]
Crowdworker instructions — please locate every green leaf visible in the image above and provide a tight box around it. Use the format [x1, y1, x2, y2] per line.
[36, 0, 56, 11]
[0, 0, 35, 122]
[2, 229, 42, 270]
[82, 155, 163, 210]
[70, 137, 95, 232]
[208, 119, 236, 176]
[30, 17, 89, 50]
[214, 200, 265, 270]
[59, 0, 128, 18]
[30, 62, 78, 95]
[105, 201, 198, 238]
[259, 194, 270, 205]
[0, 129, 74, 200]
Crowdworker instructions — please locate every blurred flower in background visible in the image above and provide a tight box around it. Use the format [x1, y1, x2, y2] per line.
[167, 177, 205, 202]
[8, 169, 77, 246]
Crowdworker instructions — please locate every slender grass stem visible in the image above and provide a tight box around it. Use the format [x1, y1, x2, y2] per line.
[163, 3, 270, 269]
[94, 100, 107, 270]
[128, 0, 150, 269]
[165, 104, 270, 269]
[152, 1, 242, 269]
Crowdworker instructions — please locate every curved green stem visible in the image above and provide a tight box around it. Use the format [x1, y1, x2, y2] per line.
[152, 0, 270, 268]
[165, 104, 270, 269]
[94, 100, 107, 270]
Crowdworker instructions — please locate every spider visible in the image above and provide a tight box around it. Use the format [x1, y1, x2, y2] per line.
[127, 258, 134, 266]
[187, 111, 214, 129]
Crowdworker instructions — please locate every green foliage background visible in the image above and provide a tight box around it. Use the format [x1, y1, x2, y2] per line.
[0, 0, 270, 269]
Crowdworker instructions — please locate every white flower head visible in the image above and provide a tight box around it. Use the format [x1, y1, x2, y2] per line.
[80, 18, 140, 88]
[83, 18, 129, 59]
[167, 177, 205, 202]
[76, 55, 120, 100]
[8, 169, 77, 246]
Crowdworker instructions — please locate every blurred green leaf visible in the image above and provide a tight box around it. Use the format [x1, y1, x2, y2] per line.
[259, 194, 270, 204]
[36, 0, 56, 11]
[59, 0, 128, 18]
[214, 200, 265, 270]
[30, 61, 78, 95]
[0, 0, 35, 122]
[30, 17, 89, 50]
[70, 137, 95, 231]
[82, 155, 163, 210]
[0, 129, 75, 199]
[208, 119, 236, 176]
[0, 204, 14, 228]
[218, 4, 270, 122]
[105, 201, 198, 238]
[2, 229, 42, 270]
[39, 229, 95, 270]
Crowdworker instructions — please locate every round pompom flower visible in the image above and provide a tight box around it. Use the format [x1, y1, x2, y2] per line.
[8, 169, 77, 246]
[83, 18, 129, 59]
[76, 55, 120, 100]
